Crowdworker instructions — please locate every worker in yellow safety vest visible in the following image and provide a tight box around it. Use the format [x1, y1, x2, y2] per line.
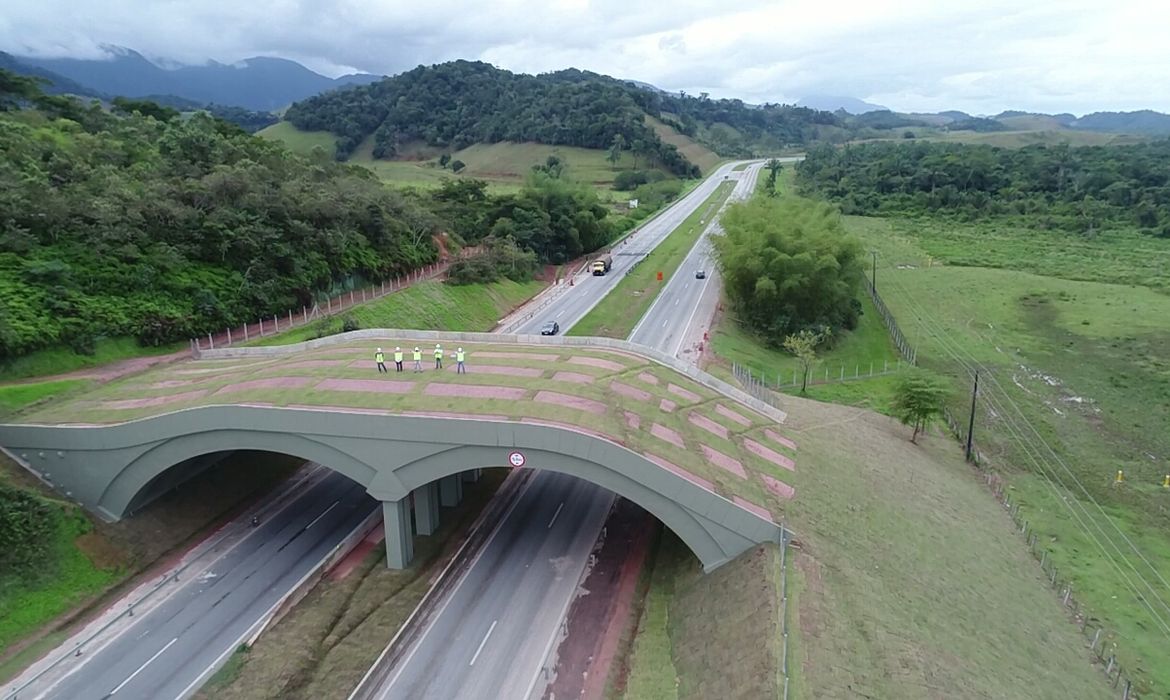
[456, 347, 466, 374]
[412, 346, 422, 372]
[375, 347, 387, 373]
[434, 344, 443, 369]
[393, 347, 404, 372]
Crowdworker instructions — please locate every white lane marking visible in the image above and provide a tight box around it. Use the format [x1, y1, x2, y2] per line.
[547, 502, 565, 529]
[674, 298, 679, 306]
[674, 268, 714, 357]
[555, 310, 563, 318]
[305, 501, 339, 530]
[378, 475, 538, 695]
[661, 319, 668, 328]
[111, 637, 177, 694]
[469, 620, 498, 667]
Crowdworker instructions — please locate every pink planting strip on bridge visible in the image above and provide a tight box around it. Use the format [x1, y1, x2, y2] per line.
[567, 356, 625, 372]
[659, 399, 677, 413]
[552, 371, 594, 384]
[764, 428, 798, 451]
[459, 365, 543, 377]
[688, 413, 729, 440]
[637, 372, 660, 385]
[288, 404, 393, 415]
[150, 380, 195, 389]
[733, 496, 776, 523]
[315, 378, 415, 394]
[403, 411, 509, 421]
[475, 351, 561, 362]
[282, 359, 350, 370]
[715, 404, 753, 427]
[760, 474, 796, 500]
[624, 411, 641, 430]
[667, 383, 701, 403]
[650, 423, 686, 449]
[214, 377, 312, 394]
[701, 445, 747, 479]
[534, 391, 607, 415]
[425, 384, 527, 399]
[743, 439, 796, 472]
[611, 381, 652, 401]
[520, 418, 613, 442]
[643, 452, 716, 492]
[103, 390, 209, 410]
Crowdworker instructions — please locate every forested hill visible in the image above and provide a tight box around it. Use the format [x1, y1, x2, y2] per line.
[284, 61, 841, 172]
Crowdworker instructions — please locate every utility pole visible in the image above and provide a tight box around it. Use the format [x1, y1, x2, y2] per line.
[965, 371, 979, 462]
[871, 250, 878, 291]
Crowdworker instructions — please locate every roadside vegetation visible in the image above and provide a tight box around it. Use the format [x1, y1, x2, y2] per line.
[792, 138, 1170, 695]
[569, 180, 734, 338]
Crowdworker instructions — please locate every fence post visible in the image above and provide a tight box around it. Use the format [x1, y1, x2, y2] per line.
[350, 290, 355, 305]
[244, 324, 249, 342]
[1123, 680, 1131, 700]
[289, 309, 293, 327]
[273, 314, 279, 333]
[1090, 628, 1101, 655]
[227, 328, 232, 345]
[303, 306, 308, 323]
[259, 318, 264, 337]
[207, 332, 213, 350]
[362, 288, 367, 302]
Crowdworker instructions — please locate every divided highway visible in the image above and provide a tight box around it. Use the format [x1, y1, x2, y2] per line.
[357, 160, 761, 700]
[5, 469, 376, 700]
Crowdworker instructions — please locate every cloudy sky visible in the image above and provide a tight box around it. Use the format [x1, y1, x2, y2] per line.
[1, 0, 1166, 115]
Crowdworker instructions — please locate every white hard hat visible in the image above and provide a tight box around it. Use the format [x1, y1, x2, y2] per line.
[376, 347, 382, 352]
[395, 346, 400, 351]
[414, 346, 419, 351]
[436, 343, 442, 348]
[458, 347, 463, 352]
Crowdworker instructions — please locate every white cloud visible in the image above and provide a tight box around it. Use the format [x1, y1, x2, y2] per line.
[0, 0, 1166, 114]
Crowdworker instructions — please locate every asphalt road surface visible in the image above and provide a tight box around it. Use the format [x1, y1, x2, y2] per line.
[16, 471, 375, 700]
[362, 161, 757, 700]
[509, 159, 746, 335]
[370, 472, 613, 700]
[628, 160, 766, 356]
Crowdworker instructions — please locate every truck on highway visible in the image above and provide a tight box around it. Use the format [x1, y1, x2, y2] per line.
[591, 254, 613, 276]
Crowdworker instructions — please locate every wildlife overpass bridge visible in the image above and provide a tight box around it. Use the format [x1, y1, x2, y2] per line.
[0, 331, 799, 571]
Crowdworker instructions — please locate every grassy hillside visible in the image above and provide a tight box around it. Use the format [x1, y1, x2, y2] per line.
[255, 121, 337, 154]
[838, 213, 1170, 695]
[645, 115, 722, 173]
[928, 128, 1145, 147]
[249, 278, 546, 346]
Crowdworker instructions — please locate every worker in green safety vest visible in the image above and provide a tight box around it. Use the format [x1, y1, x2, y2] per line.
[393, 347, 404, 372]
[412, 346, 422, 372]
[375, 348, 387, 373]
[434, 344, 443, 369]
[456, 347, 466, 374]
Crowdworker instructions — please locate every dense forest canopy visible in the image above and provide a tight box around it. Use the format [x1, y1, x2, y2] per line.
[286, 61, 698, 177]
[0, 69, 624, 362]
[284, 61, 845, 170]
[796, 140, 1170, 235]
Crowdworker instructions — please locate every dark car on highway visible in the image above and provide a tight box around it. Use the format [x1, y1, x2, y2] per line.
[695, 269, 706, 279]
[541, 321, 560, 335]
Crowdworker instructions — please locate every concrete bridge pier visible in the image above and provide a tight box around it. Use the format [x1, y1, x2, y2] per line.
[413, 481, 440, 536]
[439, 474, 463, 507]
[383, 498, 414, 569]
[462, 468, 481, 483]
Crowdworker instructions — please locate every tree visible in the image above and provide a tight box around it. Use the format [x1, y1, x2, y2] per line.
[450, 159, 466, 173]
[607, 134, 626, 169]
[714, 196, 864, 343]
[0, 69, 44, 111]
[765, 158, 783, 195]
[439, 153, 451, 168]
[892, 371, 949, 443]
[630, 139, 646, 169]
[783, 328, 828, 393]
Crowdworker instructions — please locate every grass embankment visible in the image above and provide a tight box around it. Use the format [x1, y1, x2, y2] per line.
[645, 115, 723, 174]
[709, 292, 902, 412]
[847, 214, 1170, 694]
[196, 470, 506, 700]
[621, 535, 782, 700]
[570, 180, 735, 338]
[248, 279, 545, 346]
[0, 337, 184, 382]
[0, 379, 94, 418]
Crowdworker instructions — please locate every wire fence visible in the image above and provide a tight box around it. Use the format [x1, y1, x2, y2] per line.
[732, 359, 906, 394]
[191, 248, 480, 353]
[779, 522, 792, 700]
[866, 278, 917, 365]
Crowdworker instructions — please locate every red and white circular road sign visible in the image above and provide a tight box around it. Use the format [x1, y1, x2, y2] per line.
[508, 451, 526, 467]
